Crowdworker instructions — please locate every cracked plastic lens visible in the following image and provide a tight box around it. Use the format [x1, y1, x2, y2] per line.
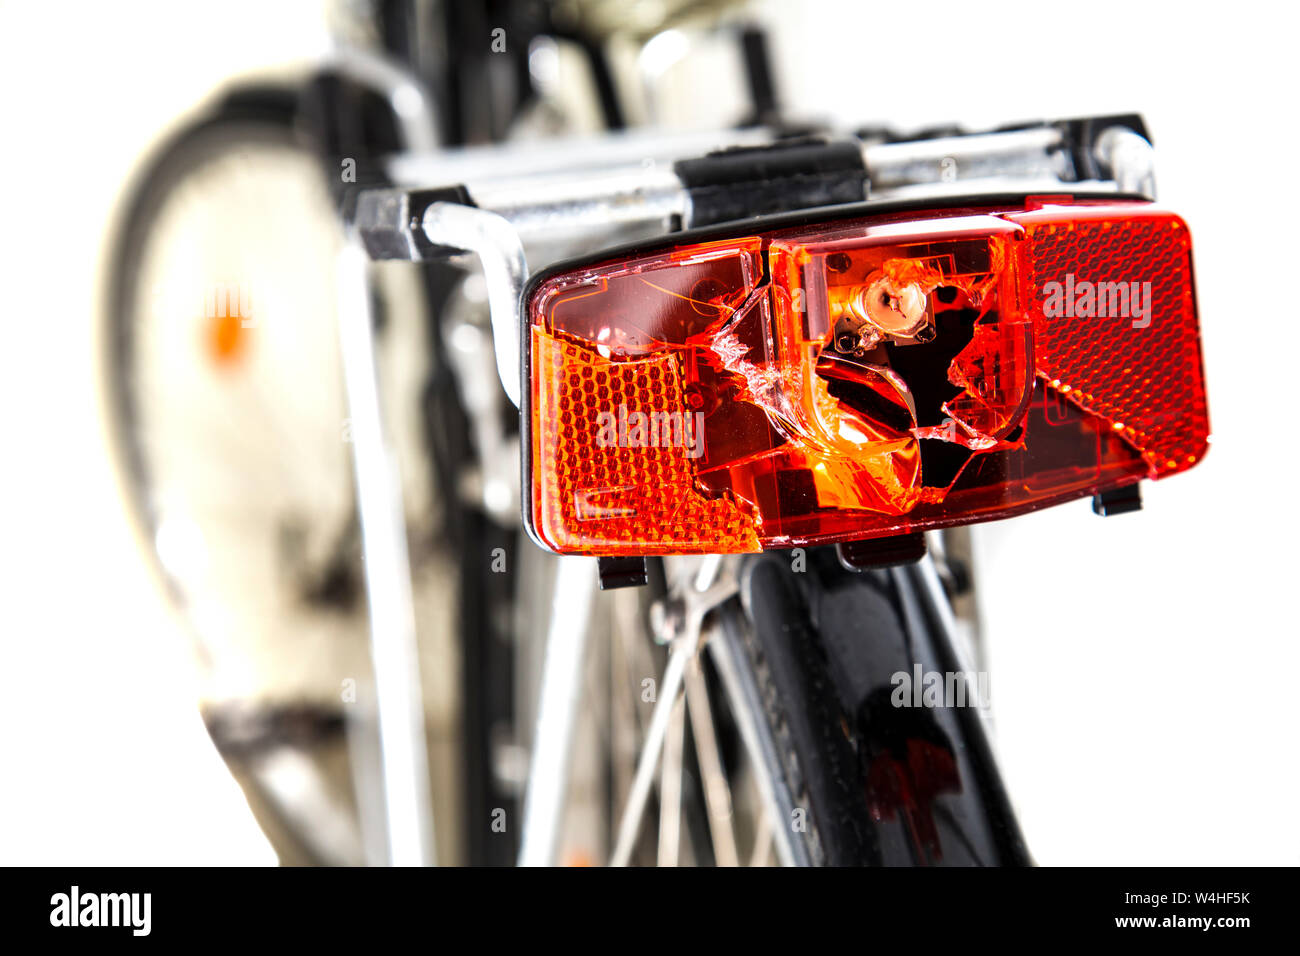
[526, 199, 1209, 555]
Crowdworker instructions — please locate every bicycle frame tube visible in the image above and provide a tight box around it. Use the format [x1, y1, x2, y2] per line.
[337, 240, 436, 866]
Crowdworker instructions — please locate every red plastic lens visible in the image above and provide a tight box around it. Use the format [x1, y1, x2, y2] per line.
[525, 198, 1209, 555]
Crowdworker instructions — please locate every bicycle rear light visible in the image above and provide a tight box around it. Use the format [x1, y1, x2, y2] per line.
[524, 198, 1208, 555]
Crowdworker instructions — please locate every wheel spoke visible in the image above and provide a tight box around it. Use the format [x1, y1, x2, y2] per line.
[656, 693, 686, 867]
[609, 564, 738, 867]
[609, 639, 691, 867]
[684, 656, 740, 867]
[749, 810, 774, 868]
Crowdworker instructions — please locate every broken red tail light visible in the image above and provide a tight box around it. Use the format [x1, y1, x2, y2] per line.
[524, 198, 1209, 555]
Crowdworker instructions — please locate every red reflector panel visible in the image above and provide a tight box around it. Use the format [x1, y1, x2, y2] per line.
[525, 200, 1209, 555]
[1010, 208, 1208, 475]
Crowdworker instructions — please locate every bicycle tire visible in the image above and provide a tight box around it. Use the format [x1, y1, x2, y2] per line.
[712, 548, 1031, 866]
[104, 94, 306, 571]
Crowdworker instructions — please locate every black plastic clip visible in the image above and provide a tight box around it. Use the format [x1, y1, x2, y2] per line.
[836, 533, 927, 571]
[597, 556, 648, 590]
[1092, 483, 1143, 517]
[673, 138, 868, 228]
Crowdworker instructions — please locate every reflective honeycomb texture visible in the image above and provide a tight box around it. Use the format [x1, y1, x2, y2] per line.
[531, 326, 760, 554]
[1015, 207, 1209, 476]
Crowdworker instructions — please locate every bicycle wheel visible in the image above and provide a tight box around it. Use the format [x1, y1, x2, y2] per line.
[587, 549, 1030, 866]
[106, 104, 362, 685]
[719, 549, 1031, 865]
[103, 97, 452, 863]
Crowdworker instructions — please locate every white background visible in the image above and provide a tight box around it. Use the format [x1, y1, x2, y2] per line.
[0, 0, 1296, 864]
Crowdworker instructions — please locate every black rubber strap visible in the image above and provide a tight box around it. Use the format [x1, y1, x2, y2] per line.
[674, 138, 868, 228]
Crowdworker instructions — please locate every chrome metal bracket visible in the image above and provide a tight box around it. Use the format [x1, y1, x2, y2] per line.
[335, 239, 435, 866]
[420, 203, 528, 408]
